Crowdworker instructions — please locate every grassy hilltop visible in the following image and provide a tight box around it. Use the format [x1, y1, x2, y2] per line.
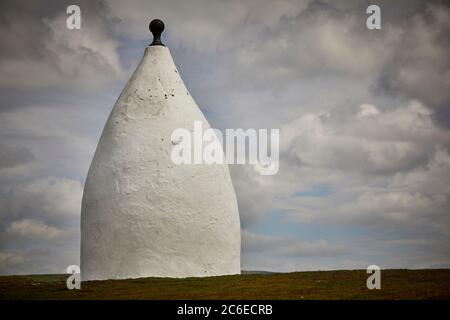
[1, 269, 450, 300]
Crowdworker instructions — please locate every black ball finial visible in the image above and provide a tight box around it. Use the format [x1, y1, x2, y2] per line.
[149, 19, 165, 46]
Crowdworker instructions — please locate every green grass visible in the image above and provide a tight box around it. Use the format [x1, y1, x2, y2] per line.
[1, 269, 449, 300]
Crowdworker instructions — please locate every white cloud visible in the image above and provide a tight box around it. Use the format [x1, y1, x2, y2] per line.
[357, 104, 380, 118]
[281, 101, 450, 175]
[334, 191, 445, 223]
[0, 251, 25, 269]
[7, 219, 64, 240]
[24, 177, 83, 217]
[242, 230, 349, 257]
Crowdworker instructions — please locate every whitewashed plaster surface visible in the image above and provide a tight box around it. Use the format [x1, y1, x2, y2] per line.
[81, 46, 241, 281]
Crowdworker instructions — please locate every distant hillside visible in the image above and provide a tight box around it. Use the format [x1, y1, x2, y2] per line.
[1, 269, 450, 299]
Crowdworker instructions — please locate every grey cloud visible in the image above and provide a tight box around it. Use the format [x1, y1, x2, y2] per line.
[0, 144, 34, 170]
[278, 141, 450, 231]
[375, 4, 450, 126]
[242, 230, 349, 257]
[0, 176, 83, 226]
[0, 95, 110, 178]
[0, 251, 25, 271]
[0, 61, 113, 274]
[0, 0, 124, 89]
[0, 176, 81, 274]
[281, 161, 450, 234]
[230, 165, 275, 228]
[281, 101, 450, 176]
[106, 0, 311, 50]
[0, 237, 79, 275]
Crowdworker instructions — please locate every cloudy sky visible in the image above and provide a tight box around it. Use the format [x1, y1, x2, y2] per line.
[1, 0, 450, 274]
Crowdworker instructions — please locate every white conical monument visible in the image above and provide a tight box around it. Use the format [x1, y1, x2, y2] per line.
[80, 19, 241, 281]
